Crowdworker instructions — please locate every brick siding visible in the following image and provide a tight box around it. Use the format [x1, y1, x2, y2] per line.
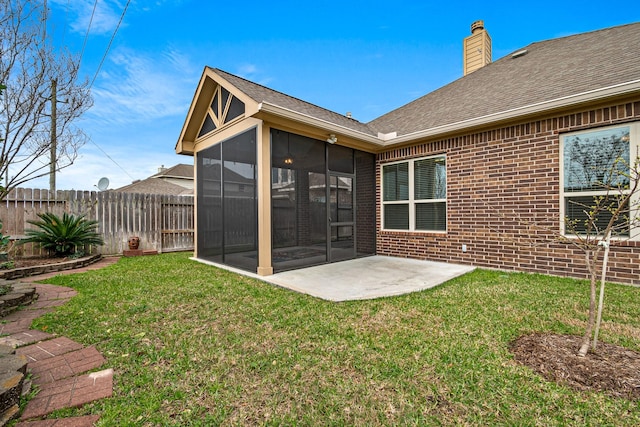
[356, 151, 376, 255]
[376, 100, 640, 285]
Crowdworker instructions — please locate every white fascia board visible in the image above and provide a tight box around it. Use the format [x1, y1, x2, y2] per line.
[256, 102, 384, 146]
[386, 79, 640, 146]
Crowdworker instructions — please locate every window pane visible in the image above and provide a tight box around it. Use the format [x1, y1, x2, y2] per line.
[270, 128, 328, 271]
[383, 163, 409, 201]
[563, 127, 630, 192]
[565, 195, 629, 237]
[328, 144, 354, 174]
[416, 202, 446, 231]
[221, 129, 257, 271]
[225, 96, 245, 123]
[198, 114, 216, 138]
[197, 143, 222, 262]
[415, 157, 446, 200]
[384, 204, 409, 229]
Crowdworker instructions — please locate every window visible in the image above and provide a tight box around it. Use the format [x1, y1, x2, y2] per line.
[382, 156, 446, 231]
[197, 84, 246, 138]
[561, 123, 638, 238]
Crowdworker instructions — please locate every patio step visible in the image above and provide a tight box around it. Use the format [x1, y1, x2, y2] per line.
[0, 281, 37, 317]
[0, 261, 116, 424]
[0, 347, 28, 426]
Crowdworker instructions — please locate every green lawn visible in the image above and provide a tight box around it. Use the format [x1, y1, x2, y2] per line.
[32, 252, 640, 426]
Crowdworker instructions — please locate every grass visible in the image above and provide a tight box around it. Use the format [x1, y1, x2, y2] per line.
[31, 252, 640, 426]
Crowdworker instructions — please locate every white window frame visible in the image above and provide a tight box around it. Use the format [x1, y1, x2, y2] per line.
[560, 122, 639, 241]
[381, 154, 447, 232]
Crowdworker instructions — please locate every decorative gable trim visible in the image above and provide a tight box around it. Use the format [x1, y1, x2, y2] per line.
[196, 84, 246, 139]
[176, 68, 260, 155]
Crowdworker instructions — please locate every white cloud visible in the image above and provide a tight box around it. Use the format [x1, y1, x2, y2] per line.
[87, 46, 199, 126]
[27, 141, 186, 191]
[237, 64, 258, 76]
[235, 64, 273, 87]
[50, 0, 124, 35]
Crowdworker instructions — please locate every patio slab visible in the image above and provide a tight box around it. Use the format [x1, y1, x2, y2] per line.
[200, 255, 475, 302]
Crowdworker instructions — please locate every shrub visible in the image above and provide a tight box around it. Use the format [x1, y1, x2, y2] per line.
[0, 219, 10, 252]
[20, 212, 104, 257]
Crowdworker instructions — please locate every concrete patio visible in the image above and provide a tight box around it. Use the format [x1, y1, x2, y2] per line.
[199, 255, 476, 302]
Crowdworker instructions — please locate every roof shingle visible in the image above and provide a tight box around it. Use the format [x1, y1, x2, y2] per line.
[367, 22, 640, 136]
[212, 68, 378, 136]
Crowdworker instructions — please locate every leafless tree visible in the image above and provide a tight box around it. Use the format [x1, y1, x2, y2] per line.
[492, 128, 638, 357]
[0, 0, 92, 201]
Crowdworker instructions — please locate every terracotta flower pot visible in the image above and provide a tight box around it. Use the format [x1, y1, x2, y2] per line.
[128, 236, 140, 250]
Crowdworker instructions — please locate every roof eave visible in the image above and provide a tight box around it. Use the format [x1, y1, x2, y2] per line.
[256, 101, 384, 146]
[384, 79, 640, 146]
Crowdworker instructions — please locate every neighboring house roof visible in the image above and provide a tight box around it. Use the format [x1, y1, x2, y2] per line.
[152, 164, 193, 180]
[113, 164, 194, 196]
[113, 178, 194, 196]
[368, 22, 640, 138]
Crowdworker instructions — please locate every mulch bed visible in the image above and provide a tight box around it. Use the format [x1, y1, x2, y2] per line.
[511, 333, 640, 400]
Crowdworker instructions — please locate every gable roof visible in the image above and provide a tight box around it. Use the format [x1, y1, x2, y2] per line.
[178, 22, 640, 152]
[152, 164, 193, 179]
[113, 178, 193, 196]
[113, 164, 194, 196]
[211, 69, 377, 137]
[368, 22, 640, 140]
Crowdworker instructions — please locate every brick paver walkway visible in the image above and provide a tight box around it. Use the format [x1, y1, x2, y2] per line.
[28, 347, 106, 386]
[0, 256, 120, 426]
[19, 369, 113, 420]
[16, 337, 85, 362]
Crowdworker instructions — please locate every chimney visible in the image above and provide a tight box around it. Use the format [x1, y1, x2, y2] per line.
[463, 20, 492, 76]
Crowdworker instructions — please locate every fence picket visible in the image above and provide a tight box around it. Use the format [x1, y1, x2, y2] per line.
[1, 188, 194, 257]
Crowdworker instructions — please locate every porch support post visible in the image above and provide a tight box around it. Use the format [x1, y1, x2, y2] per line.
[256, 122, 273, 275]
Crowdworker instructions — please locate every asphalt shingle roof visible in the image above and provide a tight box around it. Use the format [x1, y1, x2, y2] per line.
[212, 68, 377, 136]
[200, 22, 639, 145]
[113, 178, 193, 196]
[367, 22, 640, 136]
[152, 164, 193, 179]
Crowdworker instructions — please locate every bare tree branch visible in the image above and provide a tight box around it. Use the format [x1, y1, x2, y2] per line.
[0, 0, 92, 200]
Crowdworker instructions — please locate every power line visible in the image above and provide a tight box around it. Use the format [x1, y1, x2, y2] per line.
[90, 0, 131, 89]
[78, 0, 99, 76]
[88, 136, 136, 181]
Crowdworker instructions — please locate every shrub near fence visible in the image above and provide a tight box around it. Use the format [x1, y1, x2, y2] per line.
[0, 188, 194, 257]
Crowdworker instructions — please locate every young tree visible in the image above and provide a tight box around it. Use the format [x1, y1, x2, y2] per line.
[563, 162, 637, 356]
[0, 0, 92, 201]
[494, 126, 638, 357]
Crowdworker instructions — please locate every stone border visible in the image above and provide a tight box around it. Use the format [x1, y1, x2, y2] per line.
[0, 254, 102, 280]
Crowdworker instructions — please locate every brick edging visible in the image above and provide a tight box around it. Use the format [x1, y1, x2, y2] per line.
[0, 255, 102, 280]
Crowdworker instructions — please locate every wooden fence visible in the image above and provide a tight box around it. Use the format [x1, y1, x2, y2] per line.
[1, 188, 194, 257]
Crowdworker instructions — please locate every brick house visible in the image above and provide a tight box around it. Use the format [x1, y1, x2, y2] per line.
[176, 21, 640, 284]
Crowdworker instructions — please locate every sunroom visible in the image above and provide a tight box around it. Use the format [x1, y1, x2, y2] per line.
[176, 67, 380, 275]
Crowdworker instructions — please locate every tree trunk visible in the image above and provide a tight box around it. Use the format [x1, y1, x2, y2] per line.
[593, 231, 612, 351]
[578, 250, 598, 357]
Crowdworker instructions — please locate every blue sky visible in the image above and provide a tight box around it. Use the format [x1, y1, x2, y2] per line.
[36, 0, 639, 191]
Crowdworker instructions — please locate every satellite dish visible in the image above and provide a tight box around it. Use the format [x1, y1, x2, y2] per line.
[97, 177, 109, 191]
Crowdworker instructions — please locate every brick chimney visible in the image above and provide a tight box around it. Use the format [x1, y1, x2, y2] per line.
[463, 20, 492, 76]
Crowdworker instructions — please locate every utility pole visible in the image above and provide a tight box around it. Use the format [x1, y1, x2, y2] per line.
[49, 78, 57, 193]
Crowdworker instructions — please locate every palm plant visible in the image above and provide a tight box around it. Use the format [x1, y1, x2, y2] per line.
[20, 212, 104, 257]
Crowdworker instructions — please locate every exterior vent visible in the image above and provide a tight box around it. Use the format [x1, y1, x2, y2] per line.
[511, 49, 528, 58]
